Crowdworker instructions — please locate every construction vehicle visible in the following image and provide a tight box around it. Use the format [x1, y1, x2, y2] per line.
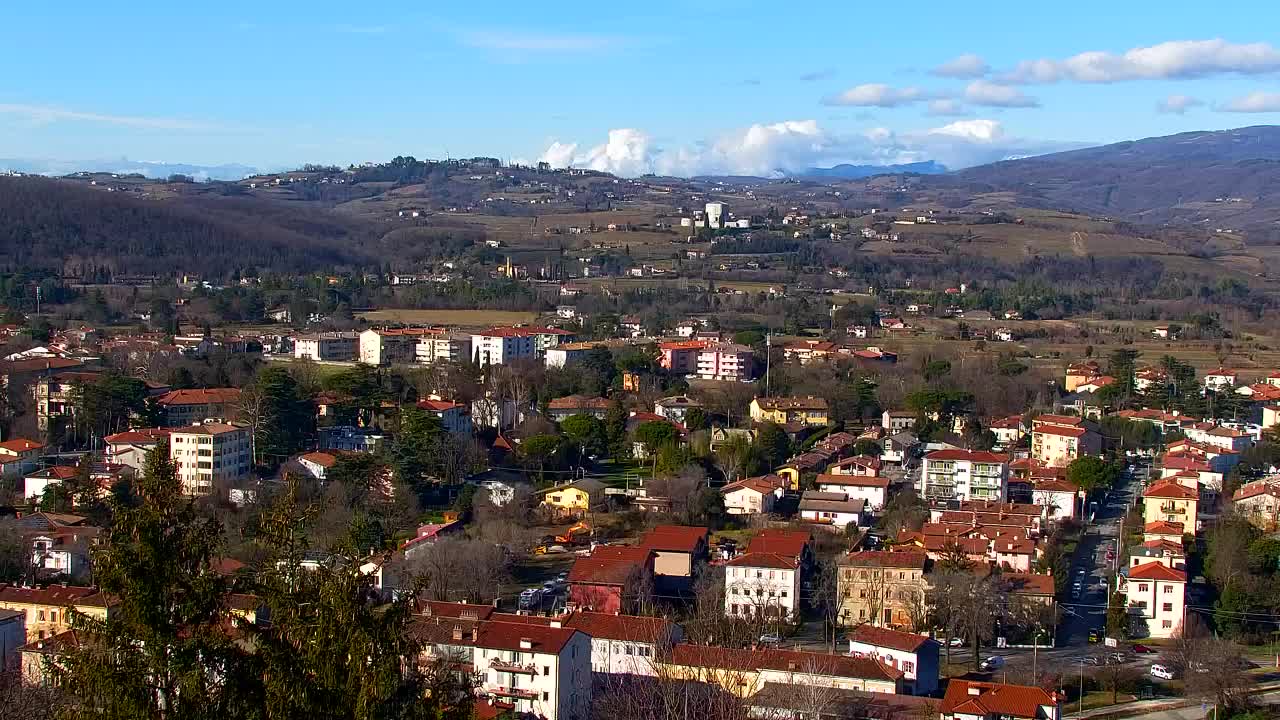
[555, 521, 591, 545]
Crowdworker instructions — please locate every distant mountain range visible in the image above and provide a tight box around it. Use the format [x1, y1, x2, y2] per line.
[0, 157, 257, 181]
[797, 160, 948, 179]
[947, 125, 1280, 234]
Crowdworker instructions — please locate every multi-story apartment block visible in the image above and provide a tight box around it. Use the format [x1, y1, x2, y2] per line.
[836, 551, 929, 628]
[0, 584, 114, 642]
[360, 328, 438, 365]
[293, 331, 359, 361]
[1030, 415, 1101, 468]
[695, 342, 754, 382]
[1142, 480, 1199, 528]
[471, 328, 536, 366]
[413, 334, 472, 364]
[32, 371, 100, 433]
[725, 552, 802, 621]
[919, 450, 1010, 502]
[168, 421, 252, 497]
[562, 611, 682, 676]
[1117, 561, 1186, 639]
[156, 388, 242, 426]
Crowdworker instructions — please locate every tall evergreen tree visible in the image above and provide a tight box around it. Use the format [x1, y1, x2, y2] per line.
[56, 444, 262, 720]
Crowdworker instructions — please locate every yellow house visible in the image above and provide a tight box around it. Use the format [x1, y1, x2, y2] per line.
[1143, 480, 1199, 528]
[0, 584, 115, 642]
[749, 397, 829, 427]
[540, 478, 607, 516]
[661, 644, 902, 698]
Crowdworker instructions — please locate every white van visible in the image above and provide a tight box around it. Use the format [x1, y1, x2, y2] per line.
[1150, 664, 1175, 680]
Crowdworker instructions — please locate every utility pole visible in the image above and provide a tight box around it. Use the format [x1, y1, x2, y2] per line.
[1078, 659, 1085, 715]
[765, 332, 772, 397]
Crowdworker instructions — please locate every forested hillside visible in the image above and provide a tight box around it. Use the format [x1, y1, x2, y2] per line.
[0, 176, 378, 277]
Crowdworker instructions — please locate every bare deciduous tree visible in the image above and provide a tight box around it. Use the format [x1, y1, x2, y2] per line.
[405, 537, 512, 603]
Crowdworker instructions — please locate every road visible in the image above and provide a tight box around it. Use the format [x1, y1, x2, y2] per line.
[989, 458, 1152, 683]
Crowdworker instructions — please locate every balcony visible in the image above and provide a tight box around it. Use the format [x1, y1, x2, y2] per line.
[489, 658, 538, 675]
[1158, 505, 1186, 515]
[489, 686, 539, 700]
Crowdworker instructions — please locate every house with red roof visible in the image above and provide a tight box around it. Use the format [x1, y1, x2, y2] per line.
[663, 643, 904, 697]
[725, 552, 802, 621]
[0, 438, 46, 477]
[1117, 561, 1187, 639]
[104, 427, 173, 471]
[721, 475, 786, 516]
[848, 625, 940, 695]
[816, 473, 890, 511]
[1030, 478, 1081, 522]
[639, 525, 710, 594]
[416, 395, 473, 434]
[1143, 480, 1199, 530]
[562, 611, 682, 676]
[545, 395, 611, 422]
[1233, 479, 1280, 530]
[941, 680, 1060, 720]
[836, 551, 929, 628]
[566, 546, 653, 615]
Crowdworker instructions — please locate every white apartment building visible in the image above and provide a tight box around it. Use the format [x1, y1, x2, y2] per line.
[1118, 561, 1187, 639]
[815, 474, 890, 512]
[694, 342, 754, 382]
[169, 422, 252, 497]
[471, 328, 535, 366]
[544, 342, 595, 369]
[562, 611, 682, 676]
[473, 621, 591, 720]
[725, 552, 801, 622]
[360, 328, 435, 365]
[292, 332, 359, 361]
[919, 450, 1009, 502]
[414, 334, 472, 364]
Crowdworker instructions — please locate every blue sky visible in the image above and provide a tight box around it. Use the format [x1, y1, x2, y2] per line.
[3, 1, 1280, 175]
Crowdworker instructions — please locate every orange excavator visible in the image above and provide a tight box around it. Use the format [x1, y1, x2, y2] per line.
[555, 520, 591, 545]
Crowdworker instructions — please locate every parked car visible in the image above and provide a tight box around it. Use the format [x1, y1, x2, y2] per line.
[1083, 656, 1101, 666]
[1109, 652, 1128, 664]
[1150, 664, 1176, 680]
[1088, 628, 1102, 643]
[519, 588, 543, 607]
[948, 636, 966, 648]
[759, 633, 782, 646]
[1132, 644, 1156, 654]
[980, 656, 1005, 671]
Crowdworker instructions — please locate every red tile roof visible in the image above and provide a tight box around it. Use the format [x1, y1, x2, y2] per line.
[747, 528, 812, 557]
[725, 552, 799, 570]
[1002, 572, 1055, 597]
[1143, 521, 1185, 535]
[941, 680, 1057, 718]
[1033, 424, 1088, 438]
[156, 388, 241, 406]
[475, 620, 580, 654]
[721, 475, 785, 496]
[419, 601, 497, 621]
[848, 625, 935, 653]
[1034, 414, 1084, 426]
[0, 583, 111, 607]
[1128, 561, 1186, 582]
[640, 525, 709, 553]
[0, 438, 44, 453]
[1032, 479, 1078, 493]
[841, 550, 927, 569]
[417, 398, 464, 412]
[669, 644, 902, 682]
[567, 547, 651, 586]
[104, 427, 173, 444]
[1143, 481, 1198, 500]
[299, 451, 339, 468]
[563, 611, 675, 644]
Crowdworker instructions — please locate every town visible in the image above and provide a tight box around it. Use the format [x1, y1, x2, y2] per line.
[0, 249, 1276, 720]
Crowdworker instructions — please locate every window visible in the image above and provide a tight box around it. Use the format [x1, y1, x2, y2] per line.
[50, 611, 57, 623]
[1162, 603, 1173, 612]
[542, 692, 549, 701]
[1138, 584, 1149, 592]
[38, 611, 45, 621]
[1163, 585, 1173, 593]
[781, 591, 788, 598]
[543, 666, 550, 675]
[903, 661, 914, 673]
[1162, 620, 1173, 629]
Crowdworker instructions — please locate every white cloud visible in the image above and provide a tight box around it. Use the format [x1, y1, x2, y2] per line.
[538, 118, 1081, 176]
[963, 80, 1040, 107]
[933, 53, 990, 78]
[0, 103, 219, 131]
[1156, 94, 1203, 114]
[1220, 91, 1280, 113]
[459, 29, 619, 52]
[823, 83, 924, 107]
[927, 119, 1005, 143]
[927, 99, 968, 116]
[1004, 38, 1280, 84]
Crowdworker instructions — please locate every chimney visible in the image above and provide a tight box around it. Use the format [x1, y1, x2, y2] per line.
[519, 638, 533, 650]
[452, 626, 464, 641]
